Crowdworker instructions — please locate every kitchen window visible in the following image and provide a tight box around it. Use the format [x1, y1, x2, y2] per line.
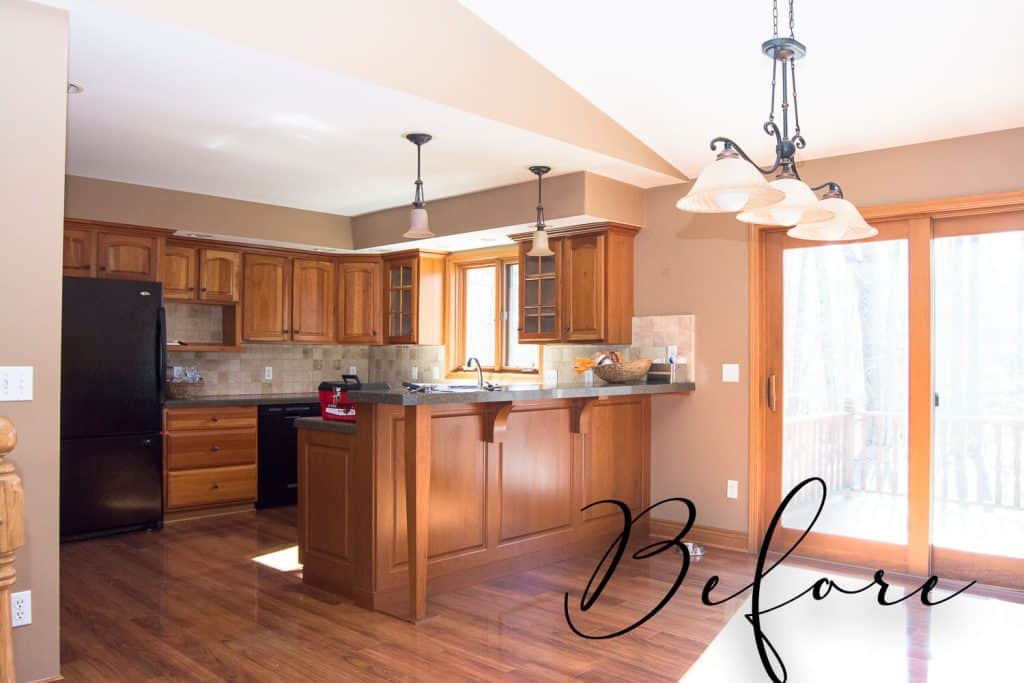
[447, 248, 540, 376]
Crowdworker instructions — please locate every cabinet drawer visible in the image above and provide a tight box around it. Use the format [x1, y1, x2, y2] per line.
[166, 430, 257, 470]
[165, 406, 257, 431]
[166, 465, 257, 510]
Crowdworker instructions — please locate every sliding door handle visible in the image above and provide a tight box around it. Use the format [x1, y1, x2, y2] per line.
[767, 374, 777, 412]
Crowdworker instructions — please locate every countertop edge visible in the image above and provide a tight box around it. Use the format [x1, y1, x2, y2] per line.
[347, 382, 696, 406]
[293, 417, 357, 434]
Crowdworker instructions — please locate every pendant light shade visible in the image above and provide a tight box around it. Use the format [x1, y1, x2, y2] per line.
[786, 197, 877, 241]
[676, 150, 784, 213]
[403, 132, 435, 239]
[736, 177, 833, 226]
[526, 165, 554, 257]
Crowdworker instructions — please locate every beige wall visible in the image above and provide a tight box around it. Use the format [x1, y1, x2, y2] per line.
[65, 175, 354, 250]
[0, 2, 68, 680]
[351, 171, 645, 249]
[639, 126, 1024, 532]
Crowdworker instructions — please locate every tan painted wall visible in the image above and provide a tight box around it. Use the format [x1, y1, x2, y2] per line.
[638, 126, 1024, 532]
[0, 2, 68, 680]
[352, 172, 587, 249]
[351, 171, 646, 249]
[65, 176, 354, 250]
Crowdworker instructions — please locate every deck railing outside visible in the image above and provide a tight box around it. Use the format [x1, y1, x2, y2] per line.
[782, 411, 1024, 510]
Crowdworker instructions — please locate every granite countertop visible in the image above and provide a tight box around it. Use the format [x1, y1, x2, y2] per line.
[293, 417, 357, 434]
[164, 392, 320, 408]
[347, 381, 695, 406]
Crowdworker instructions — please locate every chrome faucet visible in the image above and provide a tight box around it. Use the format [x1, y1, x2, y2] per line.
[465, 356, 484, 388]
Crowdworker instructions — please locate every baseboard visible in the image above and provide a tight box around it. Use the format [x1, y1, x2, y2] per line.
[31, 676, 64, 682]
[649, 517, 750, 552]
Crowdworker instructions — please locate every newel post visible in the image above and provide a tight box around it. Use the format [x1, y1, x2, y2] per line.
[0, 417, 25, 682]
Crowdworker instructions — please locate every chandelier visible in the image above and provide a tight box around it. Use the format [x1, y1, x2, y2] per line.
[676, 0, 876, 241]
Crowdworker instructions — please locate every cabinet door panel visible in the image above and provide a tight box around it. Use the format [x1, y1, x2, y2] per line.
[63, 228, 96, 277]
[97, 232, 159, 281]
[292, 258, 335, 343]
[242, 254, 290, 342]
[199, 248, 241, 302]
[563, 234, 605, 341]
[518, 240, 562, 342]
[338, 260, 381, 344]
[163, 245, 197, 300]
[383, 258, 417, 344]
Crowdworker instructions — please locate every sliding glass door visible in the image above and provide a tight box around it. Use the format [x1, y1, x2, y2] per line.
[764, 223, 912, 570]
[931, 221, 1024, 586]
[763, 210, 1024, 587]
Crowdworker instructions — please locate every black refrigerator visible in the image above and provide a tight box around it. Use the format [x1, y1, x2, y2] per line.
[61, 277, 165, 541]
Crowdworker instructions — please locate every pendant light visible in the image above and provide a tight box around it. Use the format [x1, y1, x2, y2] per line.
[787, 184, 878, 241]
[526, 165, 554, 257]
[403, 133, 435, 239]
[676, 0, 873, 240]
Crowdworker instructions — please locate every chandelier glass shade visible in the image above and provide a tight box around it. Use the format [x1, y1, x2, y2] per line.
[787, 196, 878, 241]
[675, 0, 874, 241]
[675, 149, 784, 213]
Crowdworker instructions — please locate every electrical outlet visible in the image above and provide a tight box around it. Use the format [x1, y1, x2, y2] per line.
[264, 366, 273, 381]
[726, 480, 739, 499]
[431, 366, 440, 381]
[721, 363, 740, 383]
[410, 366, 419, 381]
[348, 366, 358, 376]
[0, 366, 33, 402]
[11, 591, 30, 627]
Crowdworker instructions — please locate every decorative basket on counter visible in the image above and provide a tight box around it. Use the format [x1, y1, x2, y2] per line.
[592, 359, 652, 384]
[165, 380, 204, 400]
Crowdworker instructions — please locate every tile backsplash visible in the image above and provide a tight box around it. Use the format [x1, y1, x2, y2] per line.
[166, 303, 696, 395]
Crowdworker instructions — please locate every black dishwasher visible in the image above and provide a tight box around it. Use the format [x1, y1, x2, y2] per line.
[257, 402, 320, 508]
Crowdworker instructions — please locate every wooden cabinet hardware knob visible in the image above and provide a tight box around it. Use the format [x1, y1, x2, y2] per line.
[210, 416, 219, 423]
[78, 265, 90, 270]
[99, 266, 107, 271]
[211, 483, 220, 490]
[210, 445, 221, 452]
[201, 287, 207, 292]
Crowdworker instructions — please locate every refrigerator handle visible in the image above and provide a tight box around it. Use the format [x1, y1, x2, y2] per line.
[157, 306, 167, 405]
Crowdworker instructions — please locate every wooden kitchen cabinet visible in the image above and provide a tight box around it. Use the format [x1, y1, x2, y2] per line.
[518, 239, 562, 342]
[242, 253, 291, 342]
[163, 406, 258, 514]
[338, 258, 382, 344]
[562, 233, 606, 341]
[291, 258, 335, 343]
[162, 244, 197, 300]
[198, 248, 241, 303]
[382, 250, 445, 345]
[513, 222, 637, 345]
[63, 227, 96, 277]
[97, 232, 160, 280]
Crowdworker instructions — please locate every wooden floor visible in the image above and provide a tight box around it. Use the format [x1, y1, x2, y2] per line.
[59, 507, 1020, 682]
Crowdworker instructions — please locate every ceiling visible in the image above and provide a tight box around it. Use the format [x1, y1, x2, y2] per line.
[462, 0, 1024, 176]
[54, 0, 681, 216]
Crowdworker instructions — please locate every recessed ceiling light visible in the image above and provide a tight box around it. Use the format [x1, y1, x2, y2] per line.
[67, 82, 83, 94]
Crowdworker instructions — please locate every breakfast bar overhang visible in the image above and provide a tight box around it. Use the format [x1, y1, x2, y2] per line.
[295, 382, 694, 622]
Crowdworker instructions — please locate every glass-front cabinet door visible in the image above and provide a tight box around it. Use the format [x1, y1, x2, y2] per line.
[518, 239, 561, 342]
[385, 257, 416, 343]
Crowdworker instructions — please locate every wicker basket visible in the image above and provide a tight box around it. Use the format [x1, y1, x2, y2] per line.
[592, 359, 652, 384]
[165, 380, 204, 400]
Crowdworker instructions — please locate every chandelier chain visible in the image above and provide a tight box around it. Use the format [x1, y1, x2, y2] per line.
[788, 0, 795, 37]
[772, 0, 778, 38]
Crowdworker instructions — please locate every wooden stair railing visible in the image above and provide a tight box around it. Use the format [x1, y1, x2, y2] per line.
[0, 417, 24, 683]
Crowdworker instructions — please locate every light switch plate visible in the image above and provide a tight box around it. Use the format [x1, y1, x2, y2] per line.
[721, 363, 740, 383]
[410, 366, 419, 381]
[264, 366, 273, 381]
[348, 366, 358, 376]
[727, 480, 739, 499]
[0, 367, 32, 401]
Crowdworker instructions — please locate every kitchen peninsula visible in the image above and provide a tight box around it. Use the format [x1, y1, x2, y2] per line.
[295, 380, 694, 621]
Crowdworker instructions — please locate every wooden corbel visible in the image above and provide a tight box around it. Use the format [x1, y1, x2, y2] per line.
[482, 402, 515, 443]
[0, 417, 24, 682]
